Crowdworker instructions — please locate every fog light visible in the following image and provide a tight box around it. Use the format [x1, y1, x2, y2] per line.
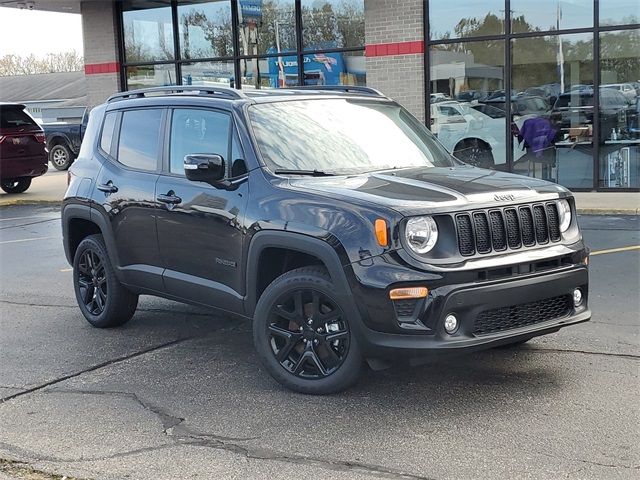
[444, 314, 458, 334]
[573, 289, 583, 307]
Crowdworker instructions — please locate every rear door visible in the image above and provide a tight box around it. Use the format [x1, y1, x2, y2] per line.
[93, 107, 164, 290]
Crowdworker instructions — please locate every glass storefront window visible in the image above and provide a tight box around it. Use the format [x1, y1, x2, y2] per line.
[182, 60, 235, 87]
[240, 57, 279, 89]
[126, 64, 178, 89]
[177, 1, 233, 60]
[429, 41, 507, 170]
[123, 0, 174, 63]
[510, 0, 592, 33]
[301, 0, 364, 51]
[511, 33, 594, 188]
[598, 29, 640, 188]
[303, 51, 365, 86]
[600, 1, 640, 27]
[429, 0, 504, 40]
[237, 0, 296, 56]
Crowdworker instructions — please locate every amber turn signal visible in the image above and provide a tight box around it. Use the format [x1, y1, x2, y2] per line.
[374, 218, 388, 247]
[389, 286, 429, 300]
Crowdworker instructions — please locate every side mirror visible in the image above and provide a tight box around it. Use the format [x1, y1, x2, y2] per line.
[184, 154, 225, 184]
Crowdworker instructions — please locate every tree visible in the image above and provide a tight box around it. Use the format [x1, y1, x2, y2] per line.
[0, 51, 84, 76]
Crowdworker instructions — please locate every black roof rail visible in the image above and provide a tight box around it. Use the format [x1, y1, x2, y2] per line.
[107, 85, 247, 103]
[286, 85, 386, 97]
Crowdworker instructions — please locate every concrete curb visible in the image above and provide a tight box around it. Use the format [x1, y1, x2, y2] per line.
[0, 199, 62, 207]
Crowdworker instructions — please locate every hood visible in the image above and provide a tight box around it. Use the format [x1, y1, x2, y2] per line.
[286, 166, 569, 216]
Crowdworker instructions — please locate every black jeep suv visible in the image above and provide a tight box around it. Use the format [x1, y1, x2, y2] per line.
[62, 86, 590, 394]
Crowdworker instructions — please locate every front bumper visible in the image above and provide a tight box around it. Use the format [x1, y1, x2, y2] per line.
[349, 260, 590, 363]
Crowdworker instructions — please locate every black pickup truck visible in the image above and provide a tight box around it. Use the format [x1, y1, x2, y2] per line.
[43, 109, 87, 170]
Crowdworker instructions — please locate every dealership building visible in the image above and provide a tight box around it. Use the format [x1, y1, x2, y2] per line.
[2, 0, 639, 191]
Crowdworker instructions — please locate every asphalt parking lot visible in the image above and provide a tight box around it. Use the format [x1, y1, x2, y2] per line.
[0, 204, 638, 480]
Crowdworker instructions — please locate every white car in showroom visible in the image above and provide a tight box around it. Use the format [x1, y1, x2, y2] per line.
[431, 101, 530, 169]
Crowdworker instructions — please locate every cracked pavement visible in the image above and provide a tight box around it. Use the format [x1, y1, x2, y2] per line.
[0, 205, 638, 479]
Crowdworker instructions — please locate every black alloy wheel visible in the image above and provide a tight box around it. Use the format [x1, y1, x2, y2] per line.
[253, 266, 362, 394]
[73, 234, 138, 328]
[76, 249, 107, 316]
[268, 288, 349, 379]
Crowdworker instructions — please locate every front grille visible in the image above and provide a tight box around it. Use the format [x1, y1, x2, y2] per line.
[455, 202, 562, 256]
[393, 299, 418, 317]
[473, 295, 572, 335]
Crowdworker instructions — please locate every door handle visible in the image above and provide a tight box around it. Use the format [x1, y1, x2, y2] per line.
[97, 182, 118, 193]
[157, 191, 182, 205]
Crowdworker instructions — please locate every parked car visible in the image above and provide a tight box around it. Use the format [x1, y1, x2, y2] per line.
[43, 109, 88, 170]
[551, 87, 633, 140]
[62, 86, 590, 394]
[478, 95, 550, 118]
[601, 83, 638, 105]
[0, 103, 48, 194]
[431, 101, 527, 168]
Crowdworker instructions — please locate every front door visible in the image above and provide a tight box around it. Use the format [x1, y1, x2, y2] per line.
[155, 107, 248, 313]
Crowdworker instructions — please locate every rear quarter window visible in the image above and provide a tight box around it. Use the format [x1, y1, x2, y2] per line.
[99, 112, 117, 156]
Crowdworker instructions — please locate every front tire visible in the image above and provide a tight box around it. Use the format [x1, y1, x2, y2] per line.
[73, 234, 138, 328]
[253, 266, 363, 394]
[49, 144, 73, 170]
[1, 178, 31, 194]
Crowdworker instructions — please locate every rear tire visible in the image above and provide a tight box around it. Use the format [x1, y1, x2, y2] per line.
[253, 266, 363, 395]
[1, 178, 31, 194]
[73, 234, 138, 328]
[49, 144, 73, 170]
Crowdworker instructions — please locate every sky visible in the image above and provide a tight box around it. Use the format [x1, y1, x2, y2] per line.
[0, 8, 83, 58]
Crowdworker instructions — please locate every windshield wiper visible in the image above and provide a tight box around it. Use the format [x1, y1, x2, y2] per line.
[273, 169, 335, 177]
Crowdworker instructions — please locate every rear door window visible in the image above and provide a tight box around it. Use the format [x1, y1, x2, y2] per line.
[0, 106, 38, 129]
[117, 109, 163, 171]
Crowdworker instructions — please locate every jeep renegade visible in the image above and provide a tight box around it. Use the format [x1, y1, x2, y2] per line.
[62, 86, 590, 394]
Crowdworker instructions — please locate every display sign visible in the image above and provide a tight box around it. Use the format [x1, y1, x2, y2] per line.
[239, 0, 262, 23]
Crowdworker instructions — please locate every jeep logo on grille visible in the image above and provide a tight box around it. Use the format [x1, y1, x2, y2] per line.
[494, 194, 515, 202]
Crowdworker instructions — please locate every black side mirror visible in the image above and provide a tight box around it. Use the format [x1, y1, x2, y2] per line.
[184, 154, 225, 184]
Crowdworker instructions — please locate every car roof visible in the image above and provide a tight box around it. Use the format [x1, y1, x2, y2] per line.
[0, 102, 26, 109]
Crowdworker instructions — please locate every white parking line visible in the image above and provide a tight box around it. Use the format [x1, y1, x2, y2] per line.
[591, 245, 640, 256]
[0, 236, 57, 245]
[0, 215, 50, 222]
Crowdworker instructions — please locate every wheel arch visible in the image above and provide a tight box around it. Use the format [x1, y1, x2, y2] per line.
[62, 205, 122, 279]
[245, 231, 352, 318]
[47, 135, 72, 151]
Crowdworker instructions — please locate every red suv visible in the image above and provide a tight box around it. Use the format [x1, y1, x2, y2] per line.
[0, 103, 48, 194]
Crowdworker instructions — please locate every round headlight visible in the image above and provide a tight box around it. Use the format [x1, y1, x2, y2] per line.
[405, 216, 439, 254]
[557, 199, 571, 233]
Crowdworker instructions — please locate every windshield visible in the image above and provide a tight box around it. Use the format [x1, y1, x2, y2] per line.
[248, 98, 455, 174]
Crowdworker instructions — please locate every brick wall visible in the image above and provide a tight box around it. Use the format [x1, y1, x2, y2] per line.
[365, 0, 425, 122]
[81, 1, 120, 107]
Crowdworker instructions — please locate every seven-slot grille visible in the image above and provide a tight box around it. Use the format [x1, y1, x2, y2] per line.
[455, 203, 562, 257]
